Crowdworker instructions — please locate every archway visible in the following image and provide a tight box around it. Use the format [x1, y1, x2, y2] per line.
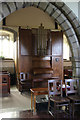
[0, 2, 80, 78]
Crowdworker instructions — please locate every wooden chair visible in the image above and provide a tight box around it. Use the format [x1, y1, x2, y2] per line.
[19, 72, 32, 93]
[48, 79, 70, 119]
[65, 79, 80, 118]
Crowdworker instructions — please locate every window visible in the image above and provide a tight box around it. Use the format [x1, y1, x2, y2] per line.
[63, 35, 72, 60]
[0, 31, 14, 59]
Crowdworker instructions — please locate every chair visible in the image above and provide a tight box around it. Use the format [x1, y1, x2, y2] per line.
[48, 79, 70, 119]
[65, 79, 80, 118]
[19, 72, 32, 93]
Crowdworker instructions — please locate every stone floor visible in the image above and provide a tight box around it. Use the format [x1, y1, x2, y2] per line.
[0, 86, 31, 113]
[0, 86, 80, 120]
[1, 110, 80, 120]
[1, 110, 54, 119]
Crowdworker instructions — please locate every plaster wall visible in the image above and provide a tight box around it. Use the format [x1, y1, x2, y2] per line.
[6, 7, 55, 29]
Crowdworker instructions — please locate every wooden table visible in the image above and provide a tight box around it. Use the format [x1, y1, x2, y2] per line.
[30, 88, 48, 113]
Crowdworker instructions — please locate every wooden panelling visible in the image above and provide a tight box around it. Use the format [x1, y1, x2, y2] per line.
[33, 74, 53, 79]
[52, 56, 63, 80]
[51, 31, 63, 56]
[0, 60, 15, 74]
[20, 29, 32, 55]
[19, 56, 32, 73]
[19, 28, 32, 73]
[32, 56, 51, 68]
[51, 31, 63, 81]
[33, 68, 53, 75]
[32, 60, 51, 68]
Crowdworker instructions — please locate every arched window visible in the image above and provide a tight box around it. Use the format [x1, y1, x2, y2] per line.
[0, 30, 14, 59]
[63, 34, 72, 60]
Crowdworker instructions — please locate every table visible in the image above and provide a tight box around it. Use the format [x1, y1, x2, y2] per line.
[30, 88, 48, 113]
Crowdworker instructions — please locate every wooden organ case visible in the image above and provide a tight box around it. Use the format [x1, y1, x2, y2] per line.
[18, 24, 63, 88]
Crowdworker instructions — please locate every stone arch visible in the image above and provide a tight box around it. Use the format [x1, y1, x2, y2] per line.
[0, 2, 80, 78]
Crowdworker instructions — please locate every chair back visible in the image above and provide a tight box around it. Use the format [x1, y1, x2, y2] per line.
[20, 72, 27, 81]
[65, 79, 79, 96]
[48, 79, 62, 98]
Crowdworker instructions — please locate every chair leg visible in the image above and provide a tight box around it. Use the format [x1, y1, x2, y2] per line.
[72, 101, 75, 119]
[34, 95, 36, 114]
[31, 92, 33, 111]
[54, 102, 57, 119]
[69, 102, 72, 119]
[48, 98, 50, 112]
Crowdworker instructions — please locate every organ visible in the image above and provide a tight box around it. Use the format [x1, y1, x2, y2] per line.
[18, 24, 63, 90]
